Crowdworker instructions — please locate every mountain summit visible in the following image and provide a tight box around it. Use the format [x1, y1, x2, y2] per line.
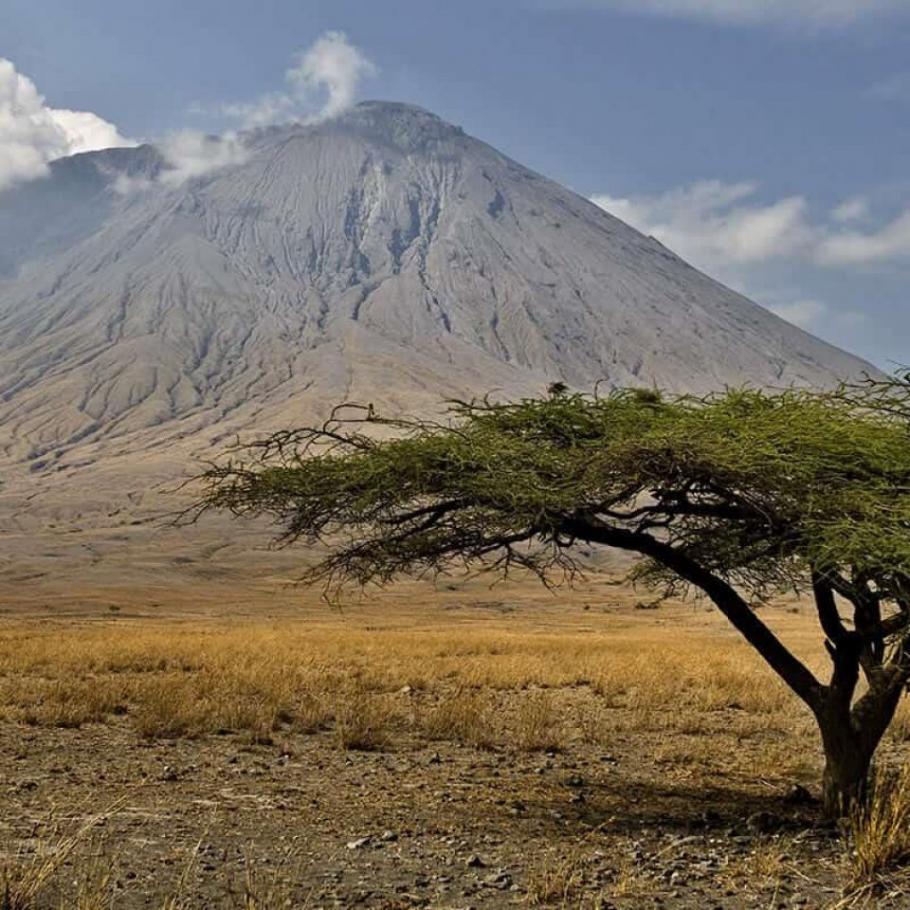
[0, 101, 872, 490]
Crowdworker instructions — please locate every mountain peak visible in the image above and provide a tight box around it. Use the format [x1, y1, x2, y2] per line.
[0, 98, 875, 507]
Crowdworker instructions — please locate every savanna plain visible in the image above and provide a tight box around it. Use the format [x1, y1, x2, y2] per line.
[2, 563, 910, 910]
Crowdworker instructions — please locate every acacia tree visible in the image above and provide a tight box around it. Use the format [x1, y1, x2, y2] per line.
[195, 381, 910, 818]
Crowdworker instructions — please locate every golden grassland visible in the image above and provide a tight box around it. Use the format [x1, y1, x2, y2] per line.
[2, 594, 910, 907]
[0, 606, 829, 755]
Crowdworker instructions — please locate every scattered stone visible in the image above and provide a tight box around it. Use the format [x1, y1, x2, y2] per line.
[346, 836, 371, 850]
[482, 871, 512, 890]
[466, 854, 487, 869]
[380, 830, 398, 842]
[784, 784, 815, 806]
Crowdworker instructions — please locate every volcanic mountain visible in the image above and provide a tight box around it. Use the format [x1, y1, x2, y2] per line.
[0, 101, 874, 526]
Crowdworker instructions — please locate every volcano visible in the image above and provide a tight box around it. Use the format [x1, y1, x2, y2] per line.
[0, 101, 873, 523]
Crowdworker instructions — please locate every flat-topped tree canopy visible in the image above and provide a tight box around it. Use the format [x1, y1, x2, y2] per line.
[196, 379, 910, 817]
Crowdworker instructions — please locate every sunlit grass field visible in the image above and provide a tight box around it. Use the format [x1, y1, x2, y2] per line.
[3, 597, 910, 907]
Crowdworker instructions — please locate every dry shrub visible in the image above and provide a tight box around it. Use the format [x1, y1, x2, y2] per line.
[848, 764, 910, 891]
[422, 689, 496, 748]
[333, 686, 393, 751]
[514, 690, 564, 752]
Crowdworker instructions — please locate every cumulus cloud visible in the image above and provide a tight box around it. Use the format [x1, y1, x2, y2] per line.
[817, 210, 910, 266]
[831, 196, 870, 223]
[592, 180, 910, 332]
[0, 57, 132, 192]
[157, 130, 249, 187]
[554, 0, 909, 27]
[221, 31, 377, 129]
[591, 180, 815, 271]
[592, 181, 910, 271]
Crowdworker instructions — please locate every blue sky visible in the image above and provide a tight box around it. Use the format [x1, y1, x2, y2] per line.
[2, 0, 909, 368]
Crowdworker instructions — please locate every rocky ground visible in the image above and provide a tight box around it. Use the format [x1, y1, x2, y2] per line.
[0, 710, 869, 909]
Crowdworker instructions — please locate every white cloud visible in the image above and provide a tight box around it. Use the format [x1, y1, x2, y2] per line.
[557, 0, 909, 27]
[831, 196, 869, 223]
[117, 32, 375, 190]
[0, 57, 132, 192]
[592, 180, 814, 271]
[157, 130, 250, 187]
[592, 180, 908, 334]
[817, 209, 910, 265]
[288, 31, 378, 121]
[593, 181, 910, 271]
[220, 31, 377, 129]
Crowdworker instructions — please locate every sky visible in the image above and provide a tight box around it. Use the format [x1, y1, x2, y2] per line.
[1, 0, 909, 369]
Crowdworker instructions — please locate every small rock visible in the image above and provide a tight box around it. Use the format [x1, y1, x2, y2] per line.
[483, 871, 512, 890]
[380, 830, 398, 842]
[784, 784, 815, 806]
[564, 774, 585, 788]
[346, 836, 371, 850]
[466, 854, 487, 868]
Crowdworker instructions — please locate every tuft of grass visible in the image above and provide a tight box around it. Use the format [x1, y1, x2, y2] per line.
[848, 764, 910, 892]
[69, 842, 117, 910]
[514, 690, 564, 752]
[421, 690, 496, 748]
[0, 810, 117, 910]
[525, 851, 584, 906]
[236, 847, 311, 910]
[333, 686, 393, 751]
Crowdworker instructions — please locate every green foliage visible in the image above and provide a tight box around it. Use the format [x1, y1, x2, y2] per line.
[195, 380, 910, 603]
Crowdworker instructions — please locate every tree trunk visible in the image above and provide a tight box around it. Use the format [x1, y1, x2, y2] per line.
[816, 683, 903, 819]
[819, 731, 873, 819]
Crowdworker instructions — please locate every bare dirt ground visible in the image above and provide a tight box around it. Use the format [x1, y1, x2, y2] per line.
[0, 552, 908, 908]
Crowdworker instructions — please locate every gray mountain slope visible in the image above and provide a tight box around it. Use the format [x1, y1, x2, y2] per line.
[0, 102, 874, 487]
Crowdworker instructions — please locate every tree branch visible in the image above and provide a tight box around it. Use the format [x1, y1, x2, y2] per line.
[560, 515, 825, 710]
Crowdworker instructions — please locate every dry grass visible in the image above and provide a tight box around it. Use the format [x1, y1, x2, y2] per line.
[1, 602, 905, 906]
[847, 764, 910, 896]
[0, 610, 825, 768]
[332, 684, 394, 751]
[0, 811, 117, 910]
[525, 850, 585, 906]
[421, 689, 496, 748]
[0, 608, 835, 794]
